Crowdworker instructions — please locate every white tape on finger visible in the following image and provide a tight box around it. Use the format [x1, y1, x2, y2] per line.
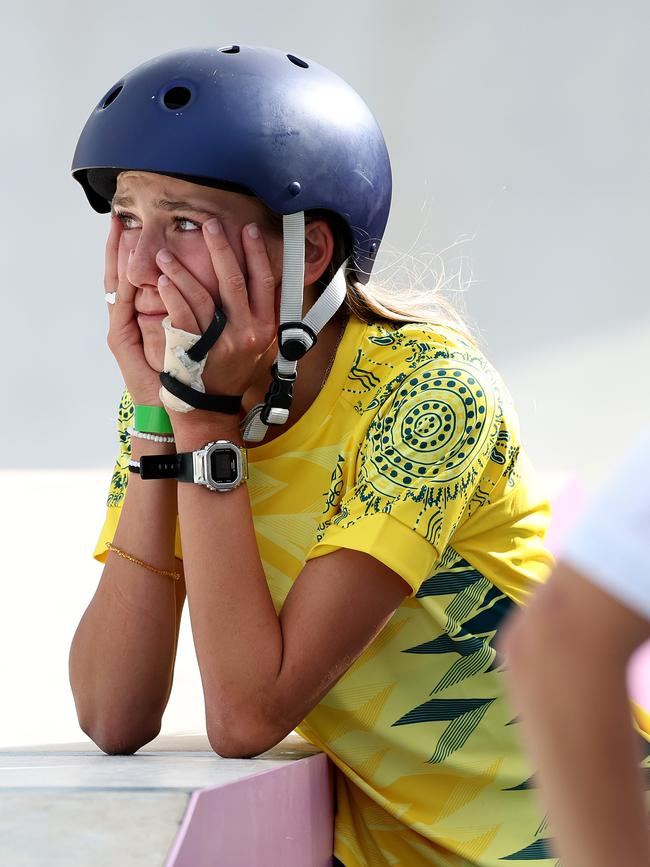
[159, 315, 208, 413]
[105, 292, 117, 305]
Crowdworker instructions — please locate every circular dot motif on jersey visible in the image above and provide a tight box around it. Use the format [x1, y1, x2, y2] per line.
[366, 361, 493, 491]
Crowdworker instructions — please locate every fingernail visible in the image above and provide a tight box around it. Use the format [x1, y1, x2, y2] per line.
[157, 249, 173, 263]
[158, 274, 170, 287]
[206, 218, 221, 235]
[247, 223, 259, 239]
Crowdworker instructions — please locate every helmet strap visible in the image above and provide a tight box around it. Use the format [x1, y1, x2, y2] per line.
[241, 211, 347, 443]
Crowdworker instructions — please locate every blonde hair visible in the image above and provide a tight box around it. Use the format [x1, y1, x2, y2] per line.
[310, 211, 477, 345]
[265, 205, 478, 346]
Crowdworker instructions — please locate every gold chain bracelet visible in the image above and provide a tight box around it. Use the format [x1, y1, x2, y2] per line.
[105, 542, 181, 581]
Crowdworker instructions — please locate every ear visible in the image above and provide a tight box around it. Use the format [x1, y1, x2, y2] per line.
[304, 219, 334, 286]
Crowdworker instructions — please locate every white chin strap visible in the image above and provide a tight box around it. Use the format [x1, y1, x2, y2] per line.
[241, 211, 348, 443]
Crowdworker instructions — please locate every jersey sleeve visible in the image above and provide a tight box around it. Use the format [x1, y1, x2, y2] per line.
[306, 355, 504, 595]
[92, 387, 184, 563]
[92, 387, 134, 563]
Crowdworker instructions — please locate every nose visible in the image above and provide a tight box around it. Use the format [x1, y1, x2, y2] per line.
[126, 231, 164, 289]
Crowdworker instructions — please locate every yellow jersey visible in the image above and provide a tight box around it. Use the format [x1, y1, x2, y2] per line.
[95, 315, 559, 866]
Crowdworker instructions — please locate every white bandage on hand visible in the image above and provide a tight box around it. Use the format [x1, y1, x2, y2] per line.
[159, 315, 208, 413]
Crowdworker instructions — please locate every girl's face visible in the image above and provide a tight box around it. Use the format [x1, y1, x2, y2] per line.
[112, 170, 284, 370]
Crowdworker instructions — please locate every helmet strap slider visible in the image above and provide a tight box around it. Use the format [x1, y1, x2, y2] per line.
[278, 321, 318, 361]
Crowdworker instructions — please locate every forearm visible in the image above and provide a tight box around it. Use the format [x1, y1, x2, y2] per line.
[69, 438, 182, 752]
[504, 616, 650, 867]
[175, 423, 284, 756]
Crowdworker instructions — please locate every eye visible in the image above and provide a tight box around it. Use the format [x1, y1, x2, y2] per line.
[113, 211, 202, 232]
[176, 217, 202, 232]
[114, 212, 139, 230]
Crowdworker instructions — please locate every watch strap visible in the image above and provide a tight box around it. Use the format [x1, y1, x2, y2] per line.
[136, 452, 194, 481]
[134, 442, 247, 489]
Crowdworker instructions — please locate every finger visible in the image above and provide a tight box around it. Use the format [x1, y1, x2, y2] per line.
[241, 223, 277, 327]
[105, 217, 134, 329]
[104, 214, 121, 295]
[109, 248, 139, 332]
[157, 275, 201, 334]
[202, 219, 252, 324]
[155, 249, 215, 333]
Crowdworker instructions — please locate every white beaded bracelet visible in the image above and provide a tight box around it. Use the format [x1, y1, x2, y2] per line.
[127, 425, 176, 444]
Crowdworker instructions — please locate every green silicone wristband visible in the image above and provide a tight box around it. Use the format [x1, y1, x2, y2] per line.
[134, 405, 173, 435]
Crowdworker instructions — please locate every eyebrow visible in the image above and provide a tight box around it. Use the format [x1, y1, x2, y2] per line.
[111, 195, 219, 216]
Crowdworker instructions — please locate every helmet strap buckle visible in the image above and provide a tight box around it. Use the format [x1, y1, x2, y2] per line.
[260, 363, 297, 425]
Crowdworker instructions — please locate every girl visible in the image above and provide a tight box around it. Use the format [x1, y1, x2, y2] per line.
[69, 45, 555, 866]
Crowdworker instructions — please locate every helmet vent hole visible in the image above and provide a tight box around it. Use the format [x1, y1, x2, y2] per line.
[219, 45, 240, 54]
[101, 85, 123, 109]
[287, 54, 309, 69]
[163, 86, 193, 110]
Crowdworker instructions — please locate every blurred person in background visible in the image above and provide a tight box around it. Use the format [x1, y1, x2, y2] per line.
[502, 427, 650, 867]
[69, 44, 559, 866]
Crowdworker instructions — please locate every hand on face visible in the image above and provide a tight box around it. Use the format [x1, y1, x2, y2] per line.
[105, 214, 166, 407]
[106, 171, 284, 423]
[154, 217, 279, 422]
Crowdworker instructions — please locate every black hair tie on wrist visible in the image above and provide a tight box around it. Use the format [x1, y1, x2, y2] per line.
[158, 372, 242, 413]
[186, 308, 227, 361]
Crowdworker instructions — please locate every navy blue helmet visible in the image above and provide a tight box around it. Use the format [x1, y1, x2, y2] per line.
[71, 44, 392, 283]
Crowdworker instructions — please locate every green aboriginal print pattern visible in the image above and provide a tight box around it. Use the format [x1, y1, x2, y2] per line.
[347, 349, 382, 393]
[392, 555, 513, 764]
[365, 360, 497, 490]
[391, 551, 559, 861]
[503, 775, 536, 792]
[322, 454, 346, 514]
[107, 388, 134, 508]
[392, 696, 496, 764]
[328, 322, 510, 556]
[500, 839, 556, 860]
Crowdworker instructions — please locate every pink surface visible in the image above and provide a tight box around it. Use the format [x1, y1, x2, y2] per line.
[543, 475, 650, 713]
[628, 642, 650, 712]
[545, 474, 589, 558]
[165, 753, 334, 867]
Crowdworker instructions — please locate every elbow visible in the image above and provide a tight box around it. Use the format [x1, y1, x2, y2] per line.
[78, 715, 161, 756]
[207, 726, 274, 760]
[90, 726, 160, 756]
[206, 712, 286, 759]
[207, 736, 260, 760]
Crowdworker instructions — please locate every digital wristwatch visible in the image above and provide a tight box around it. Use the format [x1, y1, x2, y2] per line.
[129, 441, 248, 492]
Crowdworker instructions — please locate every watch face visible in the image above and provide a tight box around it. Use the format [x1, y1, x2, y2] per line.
[209, 448, 237, 484]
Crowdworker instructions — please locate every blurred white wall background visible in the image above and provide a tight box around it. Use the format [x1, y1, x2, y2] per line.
[2, 0, 648, 477]
[1, 0, 648, 745]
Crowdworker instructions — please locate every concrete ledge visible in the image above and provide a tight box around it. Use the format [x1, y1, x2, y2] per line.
[0, 733, 334, 867]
